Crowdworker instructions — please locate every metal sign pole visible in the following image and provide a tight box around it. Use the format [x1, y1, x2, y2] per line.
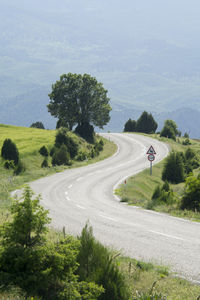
[150, 161, 152, 176]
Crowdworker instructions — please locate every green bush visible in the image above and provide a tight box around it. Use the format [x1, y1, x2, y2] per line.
[1, 138, 19, 165]
[181, 175, 200, 211]
[182, 138, 191, 145]
[41, 158, 48, 168]
[160, 125, 176, 140]
[162, 152, 185, 184]
[76, 151, 88, 161]
[4, 160, 15, 169]
[77, 223, 130, 300]
[55, 128, 78, 158]
[13, 160, 25, 175]
[0, 186, 103, 299]
[151, 181, 174, 207]
[52, 144, 71, 166]
[39, 145, 49, 157]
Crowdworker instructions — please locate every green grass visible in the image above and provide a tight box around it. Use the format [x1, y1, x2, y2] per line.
[118, 257, 200, 299]
[0, 124, 116, 210]
[116, 134, 200, 221]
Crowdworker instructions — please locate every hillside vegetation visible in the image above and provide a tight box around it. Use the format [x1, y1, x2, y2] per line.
[116, 134, 200, 221]
[0, 124, 116, 209]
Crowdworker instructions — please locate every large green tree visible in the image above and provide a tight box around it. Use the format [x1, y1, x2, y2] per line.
[48, 73, 111, 132]
[136, 111, 158, 134]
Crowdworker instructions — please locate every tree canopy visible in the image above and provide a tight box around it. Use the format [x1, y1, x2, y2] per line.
[48, 73, 111, 132]
[160, 119, 178, 140]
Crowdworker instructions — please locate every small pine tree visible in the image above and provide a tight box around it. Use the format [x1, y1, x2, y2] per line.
[39, 145, 49, 157]
[1, 138, 19, 165]
[41, 158, 48, 168]
[123, 119, 136, 132]
[136, 111, 157, 134]
[162, 152, 185, 183]
[52, 144, 71, 166]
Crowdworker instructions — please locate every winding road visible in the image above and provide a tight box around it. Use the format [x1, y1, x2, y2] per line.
[29, 133, 200, 283]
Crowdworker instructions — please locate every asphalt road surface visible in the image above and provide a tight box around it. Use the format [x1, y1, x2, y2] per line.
[28, 133, 200, 283]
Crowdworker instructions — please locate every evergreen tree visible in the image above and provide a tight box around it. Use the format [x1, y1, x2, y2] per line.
[136, 111, 157, 134]
[123, 119, 136, 132]
[1, 138, 19, 165]
[162, 151, 185, 183]
[160, 119, 178, 140]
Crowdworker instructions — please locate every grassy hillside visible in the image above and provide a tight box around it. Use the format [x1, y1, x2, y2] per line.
[116, 134, 200, 221]
[0, 124, 116, 209]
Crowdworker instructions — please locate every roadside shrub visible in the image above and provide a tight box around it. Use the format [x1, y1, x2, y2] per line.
[41, 158, 48, 168]
[52, 145, 71, 166]
[39, 145, 48, 157]
[181, 175, 200, 211]
[151, 181, 174, 206]
[182, 138, 191, 145]
[50, 146, 56, 157]
[95, 140, 104, 152]
[55, 128, 78, 158]
[77, 223, 130, 300]
[160, 125, 176, 140]
[4, 160, 15, 169]
[76, 151, 87, 161]
[1, 138, 19, 165]
[14, 160, 25, 175]
[162, 152, 185, 184]
[90, 147, 99, 158]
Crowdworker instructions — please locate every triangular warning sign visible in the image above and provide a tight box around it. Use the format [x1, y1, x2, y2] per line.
[147, 145, 156, 155]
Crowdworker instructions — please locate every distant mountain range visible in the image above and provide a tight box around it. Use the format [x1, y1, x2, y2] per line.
[1, 0, 200, 137]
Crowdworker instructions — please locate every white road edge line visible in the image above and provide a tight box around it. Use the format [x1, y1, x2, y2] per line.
[99, 214, 117, 222]
[66, 196, 71, 201]
[148, 230, 186, 241]
[65, 191, 68, 195]
[76, 177, 83, 182]
[76, 204, 85, 210]
[68, 184, 73, 189]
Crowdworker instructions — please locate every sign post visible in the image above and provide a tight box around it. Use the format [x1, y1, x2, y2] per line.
[147, 146, 156, 175]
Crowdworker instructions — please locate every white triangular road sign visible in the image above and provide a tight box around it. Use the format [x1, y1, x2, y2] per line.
[147, 145, 156, 155]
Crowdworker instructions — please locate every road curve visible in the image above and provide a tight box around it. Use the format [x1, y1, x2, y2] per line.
[29, 133, 200, 282]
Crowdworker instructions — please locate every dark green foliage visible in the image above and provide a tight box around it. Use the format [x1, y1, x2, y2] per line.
[181, 175, 200, 211]
[52, 144, 71, 166]
[48, 73, 111, 131]
[76, 151, 88, 161]
[4, 160, 15, 169]
[136, 111, 158, 134]
[160, 125, 176, 140]
[13, 160, 25, 175]
[39, 145, 49, 157]
[55, 128, 78, 158]
[184, 132, 189, 138]
[94, 140, 104, 152]
[50, 146, 56, 157]
[184, 148, 199, 174]
[151, 182, 174, 206]
[90, 147, 99, 158]
[30, 122, 45, 129]
[0, 187, 103, 299]
[162, 152, 185, 184]
[77, 223, 130, 300]
[41, 158, 48, 168]
[160, 119, 178, 140]
[1, 138, 19, 165]
[75, 122, 95, 143]
[182, 138, 191, 145]
[123, 118, 136, 132]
